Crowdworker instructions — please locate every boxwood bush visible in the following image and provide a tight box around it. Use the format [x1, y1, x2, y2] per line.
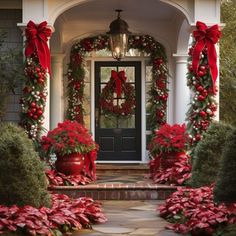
[189, 122, 234, 188]
[214, 128, 236, 203]
[0, 123, 51, 207]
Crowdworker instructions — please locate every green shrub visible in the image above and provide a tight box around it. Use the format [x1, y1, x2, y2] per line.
[216, 224, 236, 236]
[0, 123, 51, 208]
[189, 122, 234, 188]
[214, 128, 236, 203]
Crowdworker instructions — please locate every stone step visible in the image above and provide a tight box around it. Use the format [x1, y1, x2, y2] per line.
[50, 175, 176, 200]
[96, 163, 149, 175]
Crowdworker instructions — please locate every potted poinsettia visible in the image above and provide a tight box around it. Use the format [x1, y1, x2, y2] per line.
[149, 123, 189, 169]
[41, 120, 98, 179]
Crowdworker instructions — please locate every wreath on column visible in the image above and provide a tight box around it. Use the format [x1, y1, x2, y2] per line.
[100, 70, 135, 117]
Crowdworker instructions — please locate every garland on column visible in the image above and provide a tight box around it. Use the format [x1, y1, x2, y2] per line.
[186, 21, 221, 148]
[19, 21, 51, 140]
[67, 34, 168, 132]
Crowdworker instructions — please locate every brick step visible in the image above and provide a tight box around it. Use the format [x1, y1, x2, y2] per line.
[49, 181, 176, 200]
[96, 164, 149, 175]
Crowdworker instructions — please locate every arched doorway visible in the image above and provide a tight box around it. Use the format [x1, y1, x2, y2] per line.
[66, 35, 168, 162]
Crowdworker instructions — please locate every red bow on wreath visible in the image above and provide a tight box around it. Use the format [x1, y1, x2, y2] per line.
[111, 70, 127, 97]
[25, 21, 52, 74]
[192, 21, 221, 92]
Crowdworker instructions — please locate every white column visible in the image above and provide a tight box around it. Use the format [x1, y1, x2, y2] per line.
[215, 43, 220, 121]
[173, 54, 190, 124]
[50, 54, 65, 129]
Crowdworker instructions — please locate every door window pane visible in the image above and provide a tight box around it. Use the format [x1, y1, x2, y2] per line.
[101, 67, 116, 82]
[118, 115, 135, 128]
[100, 115, 117, 128]
[84, 61, 91, 130]
[83, 83, 91, 130]
[118, 66, 135, 82]
[146, 66, 152, 82]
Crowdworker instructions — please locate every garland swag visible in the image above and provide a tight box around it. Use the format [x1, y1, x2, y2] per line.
[67, 34, 168, 132]
[186, 21, 221, 148]
[20, 21, 51, 140]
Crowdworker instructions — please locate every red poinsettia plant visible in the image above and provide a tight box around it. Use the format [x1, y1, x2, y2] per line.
[0, 193, 107, 235]
[159, 185, 236, 235]
[149, 123, 189, 157]
[41, 120, 98, 156]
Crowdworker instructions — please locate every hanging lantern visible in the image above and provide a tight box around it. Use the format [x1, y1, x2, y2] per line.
[107, 9, 131, 61]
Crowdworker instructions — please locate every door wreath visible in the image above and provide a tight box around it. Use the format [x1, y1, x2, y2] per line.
[100, 70, 135, 117]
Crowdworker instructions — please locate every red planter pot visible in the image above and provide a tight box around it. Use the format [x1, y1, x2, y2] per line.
[160, 152, 182, 169]
[55, 153, 85, 176]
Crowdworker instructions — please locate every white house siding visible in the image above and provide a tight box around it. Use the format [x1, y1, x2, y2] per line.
[0, 9, 23, 123]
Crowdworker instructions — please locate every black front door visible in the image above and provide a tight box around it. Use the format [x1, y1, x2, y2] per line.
[95, 61, 141, 161]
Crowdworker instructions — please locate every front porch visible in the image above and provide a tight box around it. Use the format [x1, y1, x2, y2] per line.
[50, 164, 176, 200]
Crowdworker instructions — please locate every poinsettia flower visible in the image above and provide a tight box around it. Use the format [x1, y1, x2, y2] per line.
[159, 186, 236, 235]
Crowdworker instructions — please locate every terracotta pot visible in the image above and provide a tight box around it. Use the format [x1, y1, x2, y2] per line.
[160, 152, 181, 169]
[55, 153, 85, 176]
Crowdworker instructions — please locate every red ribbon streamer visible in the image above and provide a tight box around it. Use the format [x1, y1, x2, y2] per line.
[84, 150, 97, 181]
[111, 70, 127, 97]
[25, 21, 52, 74]
[192, 21, 221, 92]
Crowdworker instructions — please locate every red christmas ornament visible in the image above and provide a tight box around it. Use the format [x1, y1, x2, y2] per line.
[199, 111, 207, 118]
[188, 64, 193, 72]
[198, 95, 205, 101]
[195, 134, 201, 141]
[28, 112, 33, 117]
[157, 111, 164, 118]
[30, 102, 36, 108]
[202, 89, 208, 96]
[196, 86, 204, 92]
[38, 78, 44, 83]
[199, 65, 206, 71]
[31, 108, 37, 113]
[37, 110, 43, 116]
[198, 70, 205, 77]
[154, 58, 163, 67]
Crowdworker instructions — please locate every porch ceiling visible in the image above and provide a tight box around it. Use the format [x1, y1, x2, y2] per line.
[51, 0, 186, 53]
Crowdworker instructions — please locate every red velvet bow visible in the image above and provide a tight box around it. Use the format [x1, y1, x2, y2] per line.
[84, 150, 97, 181]
[111, 70, 127, 97]
[25, 21, 52, 74]
[192, 21, 221, 92]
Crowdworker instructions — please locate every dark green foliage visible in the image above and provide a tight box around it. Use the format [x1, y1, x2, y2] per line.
[216, 224, 236, 236]
[0, 123, 51, 208]
[214, 128, 236, 203]
[220, 1, 236, 126]
[189, 122, 234, 188]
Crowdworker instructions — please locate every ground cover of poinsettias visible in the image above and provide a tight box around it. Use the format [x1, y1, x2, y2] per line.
[46, 169, 94, 186]
[149, 155, 236, 235]
[149, 153, 192, 186]
[159, 185, 236, 236]
[0, 193, 106, 235]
